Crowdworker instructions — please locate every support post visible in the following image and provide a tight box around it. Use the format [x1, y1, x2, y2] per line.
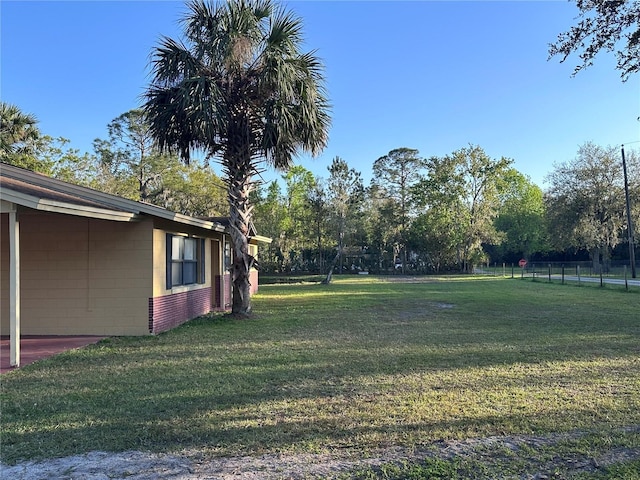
[9, 209, 21, 367]
[622, 146, 637, 278]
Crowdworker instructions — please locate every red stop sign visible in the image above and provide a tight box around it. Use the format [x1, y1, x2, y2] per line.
[518, 259, 527, 268]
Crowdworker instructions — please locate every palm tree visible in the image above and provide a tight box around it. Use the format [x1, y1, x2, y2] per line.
[144, 0, 330, 315]
[0, 102, 40, 161]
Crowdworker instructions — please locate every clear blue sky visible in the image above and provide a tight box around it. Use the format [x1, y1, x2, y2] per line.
[2, 0, 639, 189]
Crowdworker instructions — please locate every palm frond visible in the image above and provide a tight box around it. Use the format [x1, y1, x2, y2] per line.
[144, 77, 225, 162]
[152, 36, 212, 85]
[144, 0, 330, 169]
[266, 7, 303, 55]
[0, 102, 40, 157]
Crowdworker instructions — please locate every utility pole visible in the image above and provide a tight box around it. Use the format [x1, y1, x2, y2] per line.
[621, 145, 636, 278]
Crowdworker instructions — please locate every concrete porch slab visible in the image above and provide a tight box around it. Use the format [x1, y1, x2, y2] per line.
[0, 336, 105, 374]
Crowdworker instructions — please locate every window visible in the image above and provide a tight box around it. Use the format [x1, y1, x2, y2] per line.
[166, 234, 205, 288]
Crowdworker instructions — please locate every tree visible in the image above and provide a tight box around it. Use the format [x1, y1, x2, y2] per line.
[281, 165, 317, 269]
[306, 179, 329, 272]
[162, 163, 228, 217]
[414, 145, 511, 272]
[454, 146, 512, 271]
[92, 110, 228, 215]
[251, 180, 288, 271]
[93, 109, 177, 202]
[361, 183, 396, 272]
[549, 0, 640, 81]
[408, 210, 461, 273]
[2, 131, 95, 183]
[0, 103, 105, 182]
[545, 143, 634, 272]
[144, 0, 330, 315]
[371, 148, 424, 273]
[412, 154, 468, 271]
[0, 102, 41, 165]
[493, 169, 548, 262]
[322, 157, 364, 283]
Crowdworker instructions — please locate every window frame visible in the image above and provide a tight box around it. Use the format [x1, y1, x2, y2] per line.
[166, 234, 206, 289]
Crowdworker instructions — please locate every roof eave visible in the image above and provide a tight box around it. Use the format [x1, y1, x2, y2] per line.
[0, 189, 140, 222]
[249, 235, 273, 244]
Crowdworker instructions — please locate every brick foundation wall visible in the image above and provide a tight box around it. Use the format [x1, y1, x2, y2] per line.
[149, 287, 212, 334]
[214, 274, 232, 311]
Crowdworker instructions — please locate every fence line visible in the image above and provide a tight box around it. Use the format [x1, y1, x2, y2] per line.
[477, 262, 640, 292]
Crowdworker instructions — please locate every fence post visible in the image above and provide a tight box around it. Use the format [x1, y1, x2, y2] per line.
[548, 264, 551, 282]
[562, 265, 565, 285]
[600, 266, 604, 287]
[511, 263, 514, 279]
[577, 265, 581, 286]
[625, 265, 628, 291]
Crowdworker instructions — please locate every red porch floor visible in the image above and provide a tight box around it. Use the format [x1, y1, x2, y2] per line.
[0, 336, 106, 374]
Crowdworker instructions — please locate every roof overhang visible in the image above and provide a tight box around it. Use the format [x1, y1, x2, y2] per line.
[249, 235, 273, 244]
[167, 212, 227, 232]
[0, 164, 228, 231]
[0, 188, 139, 222]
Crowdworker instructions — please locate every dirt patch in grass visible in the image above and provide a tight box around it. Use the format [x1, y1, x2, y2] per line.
[434, 302, 454, 309]
[381, 276, 439, 284]
[4, 428, 639, 479]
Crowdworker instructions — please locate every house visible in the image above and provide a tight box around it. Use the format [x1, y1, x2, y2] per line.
[0, 163, 269, 367]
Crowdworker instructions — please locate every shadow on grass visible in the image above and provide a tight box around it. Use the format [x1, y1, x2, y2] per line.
[5, 390, 638, 464]
[3, 337, 639, 463]
[2, 277, 639, 464]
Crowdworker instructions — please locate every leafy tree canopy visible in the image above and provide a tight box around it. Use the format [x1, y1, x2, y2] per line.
[549, 0, 640, 81]
[544, 142, 635, 269]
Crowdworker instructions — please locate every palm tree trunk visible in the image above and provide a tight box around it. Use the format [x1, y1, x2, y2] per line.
[227, 150, 255, 316]
[229, 226, 253, 315]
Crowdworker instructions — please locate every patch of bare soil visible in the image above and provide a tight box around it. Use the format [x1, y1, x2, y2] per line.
[382, 276, 437, 284]
[3, 428, 639, 479]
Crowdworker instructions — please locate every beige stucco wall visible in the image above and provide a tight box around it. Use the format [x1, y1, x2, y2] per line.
[0, 211, 153, 336]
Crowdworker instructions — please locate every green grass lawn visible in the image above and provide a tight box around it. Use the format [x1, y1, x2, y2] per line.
[1, 276, 639, 476]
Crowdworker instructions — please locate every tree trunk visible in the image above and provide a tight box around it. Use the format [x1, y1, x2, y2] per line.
[402, 247, 408, 274]
[590, 247, 601, 274]
[322, 249, 341, 284]
[323, 228, 344, 284]
[226, 149, 255, 316]
[230, 227, 254, 315]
